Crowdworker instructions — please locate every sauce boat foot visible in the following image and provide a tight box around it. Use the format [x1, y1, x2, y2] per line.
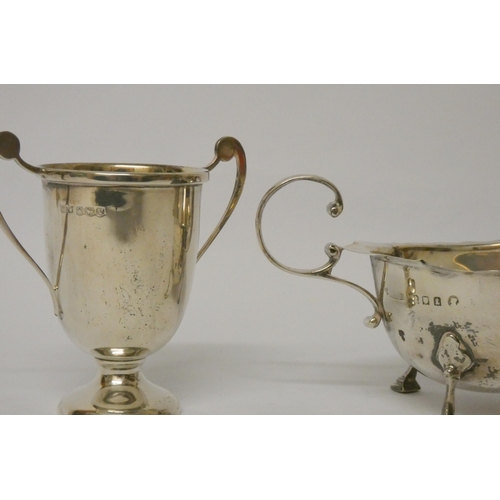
[390, 366, 421, 394]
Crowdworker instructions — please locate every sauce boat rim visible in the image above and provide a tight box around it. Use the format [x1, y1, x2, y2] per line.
[346, 240, 500, 275]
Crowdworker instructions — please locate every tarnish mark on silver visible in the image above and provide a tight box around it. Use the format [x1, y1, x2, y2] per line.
[468, 333, 478, 347]
[486, 366, 500, 380]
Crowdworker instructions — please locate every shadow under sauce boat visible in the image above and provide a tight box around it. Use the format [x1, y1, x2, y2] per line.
[257, 174, 500, 415]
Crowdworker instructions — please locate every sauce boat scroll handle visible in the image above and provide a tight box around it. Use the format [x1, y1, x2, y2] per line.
[256, 174, 384, 329]
[0, 131, 246, 415]
[256, 175, 475, 415]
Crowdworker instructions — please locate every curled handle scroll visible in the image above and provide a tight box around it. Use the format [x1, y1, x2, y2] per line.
[255, 175, 383, 328]
[0, 131, 61, 316]
[198, 137, 246, 261]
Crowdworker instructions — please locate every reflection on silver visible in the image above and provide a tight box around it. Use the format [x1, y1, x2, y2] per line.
[0, 132, 246, 415]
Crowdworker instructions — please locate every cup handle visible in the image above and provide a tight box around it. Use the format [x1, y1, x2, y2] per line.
[0, 131, 61, 317]
[197, 137, 246, 261]
[256, 175, 382, 328]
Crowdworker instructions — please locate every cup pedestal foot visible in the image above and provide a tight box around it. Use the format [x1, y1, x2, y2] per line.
[57, 361, 180, 415]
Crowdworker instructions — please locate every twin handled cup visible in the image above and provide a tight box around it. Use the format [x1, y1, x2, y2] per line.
[257, 175, 500, 415]
[0, 131, 246, 414]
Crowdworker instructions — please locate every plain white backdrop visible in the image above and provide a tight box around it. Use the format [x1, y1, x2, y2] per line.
[2, 4, 500, 498]
[2, 85, 500, 415]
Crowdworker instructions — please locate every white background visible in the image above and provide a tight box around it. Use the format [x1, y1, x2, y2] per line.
[2, 3, 500, 498]
[2, 85, 500, 415]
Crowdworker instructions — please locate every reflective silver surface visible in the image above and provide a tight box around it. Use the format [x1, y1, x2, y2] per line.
[0, 132, 246, 414]
[257, 174, 500, 414]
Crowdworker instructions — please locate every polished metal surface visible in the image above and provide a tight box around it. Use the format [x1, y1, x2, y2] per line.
[0, 132, 246, 415]
[257, 174, 500, 415]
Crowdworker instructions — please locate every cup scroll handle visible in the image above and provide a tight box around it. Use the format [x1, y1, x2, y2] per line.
[256, 174, 383, 328]
[197, 137, 246, 261]
[0, 131, 61, 316]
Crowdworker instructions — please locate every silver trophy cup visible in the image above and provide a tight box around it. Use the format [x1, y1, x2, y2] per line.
[0, 131, 246, 414]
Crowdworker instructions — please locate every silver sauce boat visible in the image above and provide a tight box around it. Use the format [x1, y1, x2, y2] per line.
[257, 175, 500, 415]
